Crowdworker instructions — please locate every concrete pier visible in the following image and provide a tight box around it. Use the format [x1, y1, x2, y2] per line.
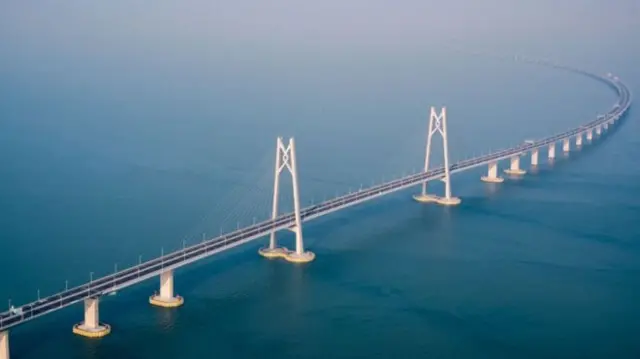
[548, 143, 556, 159]
[563, 138, 570, 152]
[150, 270, 184, 308]
[603, 123, 609, 130]
[596, 126, 602, 135]
[504, 155, 526, 175]
[481, 161, 504, 183]
[531, 148, 539, 166]
[576, 133, 583, 146]
[72, 298, 110, 338]
[587, 129, 593, 141]
[0, 331, 8, 359]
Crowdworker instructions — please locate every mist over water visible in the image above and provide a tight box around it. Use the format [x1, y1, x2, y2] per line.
[1, 1, 639, 358]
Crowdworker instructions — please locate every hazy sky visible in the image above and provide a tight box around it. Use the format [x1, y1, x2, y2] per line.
[1, 1, 637, 107]
[1, 1, 638, 66]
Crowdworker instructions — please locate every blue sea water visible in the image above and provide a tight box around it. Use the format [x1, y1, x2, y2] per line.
[1, 2, 640, 358]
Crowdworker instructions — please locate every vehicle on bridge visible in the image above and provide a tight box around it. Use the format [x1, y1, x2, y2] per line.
[8, 307, 22, 316]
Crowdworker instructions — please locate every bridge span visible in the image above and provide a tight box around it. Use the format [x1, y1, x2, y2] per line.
[0, 63, 632, 358]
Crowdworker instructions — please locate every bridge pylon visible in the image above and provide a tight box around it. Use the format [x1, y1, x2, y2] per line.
[481, 161, 505, 183]
[531, 148, 539, 166]
[72, 297, 111, 338]
[258, 137, 315, 263]
[504, 155, 527, 176]
[413, 106, 461, 206]
[548, 143, 556, 160]
[149, 269, 184, 308]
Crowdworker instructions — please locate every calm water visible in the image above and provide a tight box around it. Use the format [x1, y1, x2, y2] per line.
[1, 2, 640, 358]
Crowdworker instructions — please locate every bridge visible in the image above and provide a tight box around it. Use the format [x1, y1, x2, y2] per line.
[0, 61, 632, 358]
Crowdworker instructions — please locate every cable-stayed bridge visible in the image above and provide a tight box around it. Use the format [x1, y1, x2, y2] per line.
[0, 62, 632, 359]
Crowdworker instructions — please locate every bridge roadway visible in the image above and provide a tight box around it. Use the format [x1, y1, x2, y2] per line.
[0, 69, 632, 332]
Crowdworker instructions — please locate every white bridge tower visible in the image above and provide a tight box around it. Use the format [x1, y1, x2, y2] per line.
[258, 137, 315, 263]
[413, 106, 461, 206]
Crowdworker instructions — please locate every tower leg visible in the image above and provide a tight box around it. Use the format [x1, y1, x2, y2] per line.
[481, 161, 504, 183]
[269, 137, 282, 251]
[420, 107, 435, 197]
[504, 155, 526, 175]
[0, 331, 8, 359]
[150, 269, 184, 308]
[563, 138, 570, 153]
[258, 138, 289, 259]
[531, 149, 539, 166]
[413, 106, 461, 205]
[284, 138, 315, 263]
[72, 298, 111, 338]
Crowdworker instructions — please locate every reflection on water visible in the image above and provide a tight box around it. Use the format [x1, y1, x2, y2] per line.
[483, 182, 502, 197]
[154, 306, 178, 331]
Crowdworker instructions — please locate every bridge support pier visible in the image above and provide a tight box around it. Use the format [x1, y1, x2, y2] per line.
[259, 137, 315, 263]
[603, 122, 609, 131]
[72, 298, 110, 338]
[563, 138, 570, 153]
[576, 133, 583, 147]
[0, 331, 8, 359]
[504, 155, 526, 175]
[596, 126, 602, 135]
[413, 106, 461, 206]
[531, 149, 539, 166]
[548, 143, 556, 160]
[481, 161, 504, 183]
[587, 129, 593, 141]
[150, 269, 184, 308]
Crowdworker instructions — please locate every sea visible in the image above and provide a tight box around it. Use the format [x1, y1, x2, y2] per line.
[1, 2, 639, 358]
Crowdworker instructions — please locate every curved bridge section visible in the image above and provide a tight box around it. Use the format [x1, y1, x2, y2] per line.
[0, 63, 632, 356]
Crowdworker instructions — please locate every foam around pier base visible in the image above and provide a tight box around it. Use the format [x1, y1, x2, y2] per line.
[72, 323, 111, 338]
[481, 176, 505, 183]
[504, 169, 527, 175]
[257, 247, 288, 258]
[149, 295, 184, 308]
[412, 194, 461, 206]
[258, 247, 315, 263]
